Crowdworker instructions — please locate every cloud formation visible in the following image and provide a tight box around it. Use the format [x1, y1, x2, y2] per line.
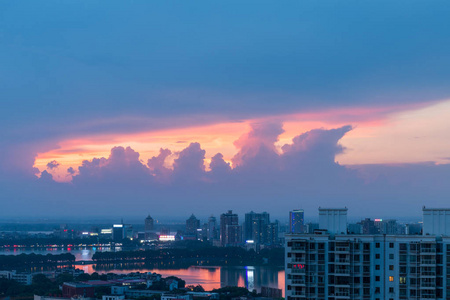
[46, 160, 60, 170]
[0, 123, 439, 219]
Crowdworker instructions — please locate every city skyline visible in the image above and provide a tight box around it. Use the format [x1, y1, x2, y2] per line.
[2, 1, 450, 218]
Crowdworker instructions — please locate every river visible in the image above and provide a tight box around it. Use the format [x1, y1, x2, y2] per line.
[0, 247, 285, 296]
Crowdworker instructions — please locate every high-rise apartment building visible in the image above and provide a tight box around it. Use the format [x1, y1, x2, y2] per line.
[244, 211, 270, 245]
[285, 207, 450, 300]
[208, 215, 219, 241]
[144, 214, 154, 239]
[186, 214, 200, 236]
[220, 210, 241, 247]
[289, 210, 304, 234]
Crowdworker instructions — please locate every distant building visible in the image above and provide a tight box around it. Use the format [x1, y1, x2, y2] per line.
[0, 270, 32, 285]
[267, 221, 279, 246]
[289, 210, 304, 234]
[244, 211, 270, 245]
[261, 286, 282, 299]
[145, 215, 154, 231]
[186, 214, 200, 236]
[62, 282, 95, 298]
[220, 210, 241, 247]
[207, 215, 219, 241]
[423, 207, 450, 235]
[112, 223, 125, 241]
[359, 218, 379, 234]
[318, 207, 347, 234]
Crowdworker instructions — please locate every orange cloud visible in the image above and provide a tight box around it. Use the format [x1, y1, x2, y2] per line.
[34, 100, 450, 182]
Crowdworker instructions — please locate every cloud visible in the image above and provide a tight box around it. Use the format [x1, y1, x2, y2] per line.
[1, 123, 450, 218]
[147, 148, 172, 179]
[67, 167, 76, 175]
[46, 160, 60, 170]
[232, 122, 284, 169]
[172, 143, 206, 181]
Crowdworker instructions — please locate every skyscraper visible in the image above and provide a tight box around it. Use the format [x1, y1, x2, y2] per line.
[244, 211, 270, 245]
[186, 214, 200, 236]
[289, 209, 304, 234]
[144, 214, 154, 240]
[208, 215, 218, 241]
[220, 210, 241, 247]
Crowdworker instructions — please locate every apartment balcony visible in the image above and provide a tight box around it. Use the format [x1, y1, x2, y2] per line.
[291, 291, 306, 296]
[420, 260, 436, 266]
[290, 269, 307, 274]
[334, 258, 351, 264]
[292, 246, 307, 252]
[290, 279, 306, 285]
[334, 247, 350, 253]
[332, 269, 351, 275]
[420, 283, 436, 288]
[420, 248, 436, 253]
[290, 258, 306, 263]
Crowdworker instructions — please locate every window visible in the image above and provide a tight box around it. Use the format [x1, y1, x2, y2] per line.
[376, 254, 380, 259]
[376, 265, 380, 270]
[389, 276, 394, 282]
[389, 265, 394, 271]
[375, 287, 380, 294]
[389, 287, 394, 293]
[376, 242, 380, 248]
[375, 276, 380, 281]
[400, 277, 406, 284]
[389, 253, 394, 259]
[389, 242, 394, 248]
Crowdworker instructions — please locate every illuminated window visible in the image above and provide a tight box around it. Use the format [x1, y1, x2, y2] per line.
[389, 276, 394, 282]
[400, 277, 406, 284]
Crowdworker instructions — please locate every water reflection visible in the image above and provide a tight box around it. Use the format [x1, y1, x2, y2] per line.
[75, 265, 284, 296]
[0, 248, 284, 296]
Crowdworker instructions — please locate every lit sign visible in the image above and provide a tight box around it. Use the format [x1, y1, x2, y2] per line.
[113, 224, 124, 228]
[292, 264, 305, 269]
[101, 229, 112, 234]
[374, 219, 383, 222]
[246, 240, 254, 244]
[159, 235, 175, 242]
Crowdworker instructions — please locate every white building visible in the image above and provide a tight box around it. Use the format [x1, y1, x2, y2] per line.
[286, 207, 450, 300]
[319, 207, 347, 234]
[0, 270, 33, 285]
[422, 207, 450, 236]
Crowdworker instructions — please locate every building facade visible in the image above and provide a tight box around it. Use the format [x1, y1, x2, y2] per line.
[285, 207, 450, 300]
[220, 210, 241, 247]
[289, 210, 304, 234]
[244, 211, 270, 245]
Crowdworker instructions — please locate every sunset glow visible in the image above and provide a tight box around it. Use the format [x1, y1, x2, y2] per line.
[34, 100, 450, 182]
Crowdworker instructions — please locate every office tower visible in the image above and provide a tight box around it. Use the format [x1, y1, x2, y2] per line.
[289, 210, 304, 234]
[208, 215, 218, 241]
[144, 214, 154, 239]
[220, 210, 241, 247]
[267, 221, 279, 246]
[285, 207, 450, 300]
[319, 207, 347, 234]
[145, 215, 154, 232]
[244, 211, 270, 245]
[186, 214, 200, 236]
[112, 223, 124, 241]
[359, 218, 379, 234]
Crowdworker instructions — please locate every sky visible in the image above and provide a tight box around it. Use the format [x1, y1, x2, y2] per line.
[1, 1, 450, 220]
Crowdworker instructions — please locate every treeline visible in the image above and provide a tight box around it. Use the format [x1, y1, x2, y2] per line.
[0, 237, 137, 247]
[0, 253, 75, 269]
[92, 245, 284, 266]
